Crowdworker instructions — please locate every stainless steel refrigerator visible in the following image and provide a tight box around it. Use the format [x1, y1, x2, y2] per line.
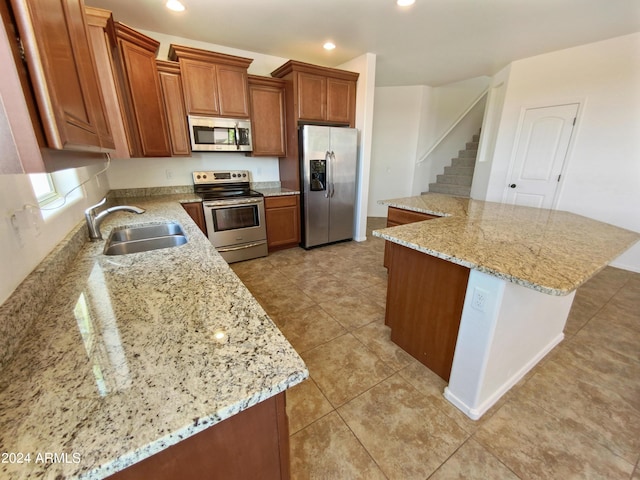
[300, 125, 358, 248]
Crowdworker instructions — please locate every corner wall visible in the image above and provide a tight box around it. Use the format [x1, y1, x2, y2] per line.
[475, 33, 640, 271]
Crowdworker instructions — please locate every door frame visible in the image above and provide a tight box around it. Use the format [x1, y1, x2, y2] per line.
[501, 99, 584, 209]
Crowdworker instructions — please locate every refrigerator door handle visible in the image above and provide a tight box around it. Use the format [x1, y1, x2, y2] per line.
[330, 151, 337, 197]
[324, 151, 331, 198]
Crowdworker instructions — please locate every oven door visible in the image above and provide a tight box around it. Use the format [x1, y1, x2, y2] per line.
[203, 197, 266, 248]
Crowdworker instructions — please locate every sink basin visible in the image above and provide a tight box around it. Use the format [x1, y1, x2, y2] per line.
[104, 222, 187, 255]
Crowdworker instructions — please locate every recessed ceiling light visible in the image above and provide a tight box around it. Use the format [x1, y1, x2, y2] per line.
[397, 0, 415, 6]
[323, 42, 336, 51]
[166, 0, 185, 12]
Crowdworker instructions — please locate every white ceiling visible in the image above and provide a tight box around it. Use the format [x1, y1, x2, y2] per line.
[85, 0, 640, 86]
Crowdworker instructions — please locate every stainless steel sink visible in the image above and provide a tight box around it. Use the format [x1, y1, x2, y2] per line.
[104, 222, 188, 255]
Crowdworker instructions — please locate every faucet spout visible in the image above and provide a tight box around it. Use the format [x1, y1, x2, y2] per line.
[85, 197, 145, 241]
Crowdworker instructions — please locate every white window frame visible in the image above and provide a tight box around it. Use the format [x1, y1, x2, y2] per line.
[29, 173, 59, 206]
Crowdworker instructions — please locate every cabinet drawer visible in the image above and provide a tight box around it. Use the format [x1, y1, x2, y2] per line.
[387, 206, 438, 225]
[265, 195, 298, 209]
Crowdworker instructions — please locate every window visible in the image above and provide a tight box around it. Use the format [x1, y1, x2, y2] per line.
[29, 173, 58, 205]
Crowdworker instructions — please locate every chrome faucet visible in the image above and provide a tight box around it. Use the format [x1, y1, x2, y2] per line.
[85, 197, 145, 241]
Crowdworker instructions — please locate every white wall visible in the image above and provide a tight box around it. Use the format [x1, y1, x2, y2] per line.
[0, 165, 110, 304]
[368, 86, 427, 217]
[338, 53, 377, 241]
[475, 33, 640, 271]
[369, 77, 489, 216]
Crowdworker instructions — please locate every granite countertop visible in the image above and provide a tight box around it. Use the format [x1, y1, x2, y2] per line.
[254, 187, 300, 197]
[375, 193, 639, 295]
[0, 194, 308, 480]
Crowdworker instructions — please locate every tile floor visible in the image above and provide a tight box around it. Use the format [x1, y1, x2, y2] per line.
[231, 218, 640, 479]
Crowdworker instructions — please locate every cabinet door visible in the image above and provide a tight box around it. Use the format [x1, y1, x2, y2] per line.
[217, 64, 249, 118]
[327, 78, 355, 125]
[180, 59, 219, 115]
[10, 0, 114, 151]
[249, 82, 286, 157]
[181, 202, 207, 234]
[117, 37, 171, 157]
[157, 61, 190, 156]
[265, 195, 300, 251]
[296, 72, 326, 121]
[85, 7, 130, 159]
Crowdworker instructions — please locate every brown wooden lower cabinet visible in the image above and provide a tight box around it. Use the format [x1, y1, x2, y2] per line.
[385, 242, 470, 382]
[181, 201, 207, 235]
[108, 393, 290, 480]
[383, 207, 439, 268]
[265, 195, 300, 251]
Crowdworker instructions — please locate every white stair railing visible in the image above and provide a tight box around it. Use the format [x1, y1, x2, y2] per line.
[416, 88, 489, 164]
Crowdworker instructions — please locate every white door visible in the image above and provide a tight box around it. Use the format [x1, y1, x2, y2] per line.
[504, 104, 578, 208]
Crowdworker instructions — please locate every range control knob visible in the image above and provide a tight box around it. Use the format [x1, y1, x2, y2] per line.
[243, 173, 247, 177]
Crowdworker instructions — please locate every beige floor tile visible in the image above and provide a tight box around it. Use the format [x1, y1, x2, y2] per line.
[274, 305, 346, 354]
[397, 358, 512, 434]
[550, 338, 640, 413]
[290, 411, 387, 480]
[338, 374, 469, 480]
[474, 397, 634, 479]
[358, 280, 388, 309]
[302, 333, 393, 407]
[595, 285, 640, 333]
[296, 273, 361, 304]
[352, 321, 414, 371]
[574, 314, 640, 364]
[318, 292, 385, 331]
[429, 439, 519, 480]
[286, 378, 334, 435]
[248, 282, 316, 318]
[230, 256, 285, 286]
[517, 359, 640, 463]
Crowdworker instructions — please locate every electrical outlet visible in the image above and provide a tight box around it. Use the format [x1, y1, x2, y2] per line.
[165, 169, 174, 180]
[471, 287, 489, 312]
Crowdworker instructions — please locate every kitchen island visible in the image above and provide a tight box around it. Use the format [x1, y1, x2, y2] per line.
[0, 195, 308, 479]
[374, 193, 639, 420]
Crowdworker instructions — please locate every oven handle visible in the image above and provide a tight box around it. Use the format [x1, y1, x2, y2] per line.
[217, 241, 266, 252]
[203, 197, 263, 207]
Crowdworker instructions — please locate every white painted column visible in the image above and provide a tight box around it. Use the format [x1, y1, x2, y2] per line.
[444, 270, 575, 419]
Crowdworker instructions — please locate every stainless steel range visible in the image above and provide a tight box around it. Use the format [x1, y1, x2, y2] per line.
[193, 170, 267, 263]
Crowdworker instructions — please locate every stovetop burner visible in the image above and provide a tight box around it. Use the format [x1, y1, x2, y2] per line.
[193, 170, 263, 200]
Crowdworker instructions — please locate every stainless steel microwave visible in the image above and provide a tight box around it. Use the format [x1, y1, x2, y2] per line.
[188, 116, 252, 152]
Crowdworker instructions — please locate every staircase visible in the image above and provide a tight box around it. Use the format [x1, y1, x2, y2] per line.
[425, 132, 479, 197]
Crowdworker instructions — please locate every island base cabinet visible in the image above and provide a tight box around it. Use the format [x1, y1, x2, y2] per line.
[385, 242, 469, 382]
[108, 393, 290, 480]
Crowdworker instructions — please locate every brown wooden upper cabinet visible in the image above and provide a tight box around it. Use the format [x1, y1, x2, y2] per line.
[156, 60, 190, 156]
[248, 75, 286, 157]
[8, 0, 114, 152]
[168, 45, 252, 119]
[271, 60, 358, 126]
[112, 23, 171, 157]
[270, 60, 358, 190]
